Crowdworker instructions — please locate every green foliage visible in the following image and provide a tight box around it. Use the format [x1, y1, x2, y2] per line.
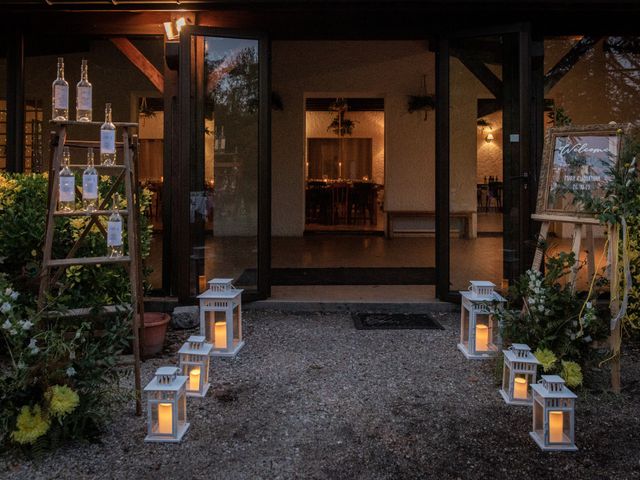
[0, 172, 151, 453]
[495, 252, 609, 387]
[568, 128, 640, 338]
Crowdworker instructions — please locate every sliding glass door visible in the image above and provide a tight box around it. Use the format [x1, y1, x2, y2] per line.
[179, 27, 270, 301]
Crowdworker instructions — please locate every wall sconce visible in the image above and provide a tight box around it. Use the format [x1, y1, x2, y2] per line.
[163, 17, 187, 41]
[485, 129, 494, 143]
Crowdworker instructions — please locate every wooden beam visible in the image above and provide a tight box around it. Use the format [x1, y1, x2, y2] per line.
[110, 37, 164, 94]
[544, 36, 601, 94]
[454, 52, 503, 101]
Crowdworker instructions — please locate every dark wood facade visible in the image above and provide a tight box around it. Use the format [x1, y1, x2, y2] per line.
[2, 1, 639, 302]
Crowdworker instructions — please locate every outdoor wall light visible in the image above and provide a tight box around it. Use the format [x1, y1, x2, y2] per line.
[163, 17, 187, 41]
[499, 343, 540, 405]
[144, 367, 190, 443]
[458, 281, 505, 359]
[178, 335, 213, 397]
[197, 278, 245, 357]
[530, 375, 578, 451]
[485, 131, 495, 143]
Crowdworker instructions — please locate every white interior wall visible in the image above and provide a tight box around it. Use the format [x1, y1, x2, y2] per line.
[272, 41, 435, 236]
[305, 111, 385, 184]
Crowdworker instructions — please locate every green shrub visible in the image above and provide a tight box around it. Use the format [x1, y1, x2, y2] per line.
[0, 172, 151, 452]
[495, 252, 610, 387]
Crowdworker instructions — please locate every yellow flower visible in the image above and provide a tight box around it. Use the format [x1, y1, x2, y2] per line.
[534, 348, 557, 372]
[46, 385, 80, 418]
[11, 405, 50, 444]
[561, 361, 583, 388]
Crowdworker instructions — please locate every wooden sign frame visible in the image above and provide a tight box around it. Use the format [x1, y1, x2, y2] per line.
[533, 124, 624, 224]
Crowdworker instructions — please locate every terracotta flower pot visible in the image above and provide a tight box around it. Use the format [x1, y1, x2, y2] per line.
[141, 312, 171, 358]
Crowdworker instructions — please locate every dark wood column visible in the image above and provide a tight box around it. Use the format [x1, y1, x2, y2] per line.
[6, 27, 25, 173]
[435, 36, 450, 301]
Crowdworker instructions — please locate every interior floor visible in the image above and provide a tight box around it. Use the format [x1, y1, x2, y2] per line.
[146, 216, 605, 298]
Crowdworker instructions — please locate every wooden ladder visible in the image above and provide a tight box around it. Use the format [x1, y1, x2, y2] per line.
[38, 121, 145, 415]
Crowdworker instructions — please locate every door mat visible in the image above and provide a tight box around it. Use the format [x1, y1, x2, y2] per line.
[353, 312, 444, 330]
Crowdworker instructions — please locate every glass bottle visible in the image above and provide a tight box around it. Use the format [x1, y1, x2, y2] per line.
[52, 57, 69, 121]
[58, 146, 75, 211]
[107, 193, 123, 258]
[76, 59, 92, 122]
[100, 103, 116, 165]
[82, 148, 98, 211]
[219, 125, 226, 152]
[214, 126, 220, 151]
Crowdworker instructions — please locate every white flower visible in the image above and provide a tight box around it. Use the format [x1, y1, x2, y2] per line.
[69, 351, 76, 360]
[586, 301, 593, 309]
[10, 291, 18, 301]
[9, 328, 17, 336]
[28, 338, 39, 354]
[66, 367, 77, 377]
[545, 309, 552, 316]
[20, 320, 33, 331]
[2, 319, 11, 330]
[17, 361, 26, 370]
[4, 288, 12, 296]
[538, 305, 545, 313]
[570, 333, 576, 340]
[583, 335, 592, 343]
[1, 302, 12, 314]
[528, 297, 536, 305]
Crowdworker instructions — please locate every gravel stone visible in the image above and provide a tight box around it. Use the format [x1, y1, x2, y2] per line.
[171, 305, 199, 329]
[3, 311, 639, 480]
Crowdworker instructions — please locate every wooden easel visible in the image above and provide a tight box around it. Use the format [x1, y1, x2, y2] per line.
[38, 121, 145, 415]
[531, 214, 599, 290]
[531, 213, 621, 392]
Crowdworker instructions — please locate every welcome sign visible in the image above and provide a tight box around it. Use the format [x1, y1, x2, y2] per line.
[535, 124, 623, 222]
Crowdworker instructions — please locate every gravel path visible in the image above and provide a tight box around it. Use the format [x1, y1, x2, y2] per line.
[4, 311, 640, 480]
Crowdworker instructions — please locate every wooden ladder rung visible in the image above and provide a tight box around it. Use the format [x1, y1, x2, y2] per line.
[42, 304, 132, 318]
[47, 255, 131, 267]
[49, 120, 139, 128]
[54, 210, 129, 217]
[67, 164, 127, 170]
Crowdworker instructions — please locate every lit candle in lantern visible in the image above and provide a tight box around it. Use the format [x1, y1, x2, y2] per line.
[189, 368, 201, 391]
[513, 377, 528, 400]
[549, 411, 564, 443]
[214, 321, 227, 349]
[475, 324, 489, 351]
[198, 275, 206, 293]
[158, 402, 173, 434]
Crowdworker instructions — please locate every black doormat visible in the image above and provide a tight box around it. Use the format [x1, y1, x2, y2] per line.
[353, 312, 444, 330]
[235, 267, 436, 286]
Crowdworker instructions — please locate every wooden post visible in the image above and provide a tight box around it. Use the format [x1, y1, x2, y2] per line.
[569, 223, 582, 290]
[608, 224, 621, 393]
[531, 221, 549, 271]
[123, 127, 144, 415]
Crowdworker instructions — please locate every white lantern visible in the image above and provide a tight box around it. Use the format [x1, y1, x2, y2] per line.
[458, 281, 505, 359]
[144, 367, 189, 443]
[499, 343, 540, 405]
[197, 278, 244, 357]
[530, 375, 578, 451]
[178, 335, 213, 397]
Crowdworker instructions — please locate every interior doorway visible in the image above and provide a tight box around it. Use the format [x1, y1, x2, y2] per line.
[304, 97, 385, 234]
[270, 40, 437, 290]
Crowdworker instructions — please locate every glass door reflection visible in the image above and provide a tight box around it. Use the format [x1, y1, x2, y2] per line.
[191, 35, 261, 296]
